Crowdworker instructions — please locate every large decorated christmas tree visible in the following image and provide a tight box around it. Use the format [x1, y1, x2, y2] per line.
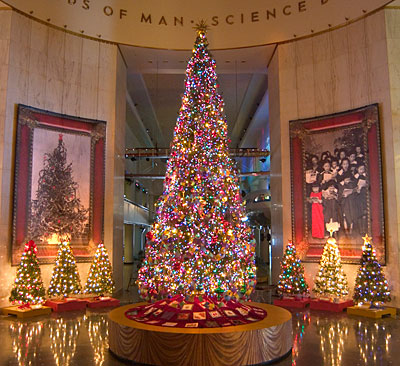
[137, 23, 256, 302]
[47, 241, 82, 297]
[313, 224, 349, 299]
[84, 243, 115, 295]
[277, 241, 309, 296]
[353, 235, 391, 307]
[30, 134, 88, 242]
[9, 240, 46, 305]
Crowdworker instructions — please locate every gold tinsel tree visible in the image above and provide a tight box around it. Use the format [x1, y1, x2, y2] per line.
[313, 236, 349, 299]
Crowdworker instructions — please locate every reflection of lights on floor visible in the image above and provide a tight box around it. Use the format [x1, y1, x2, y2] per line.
[9, 321, 43, 366]
[84, 313, 109, 366]
[292, 312, 311, 366]
[2, 309, 397, 366]
[316, 318, 348, 366]
[50, 318, 81, 366]
[356, 320, 392, 366]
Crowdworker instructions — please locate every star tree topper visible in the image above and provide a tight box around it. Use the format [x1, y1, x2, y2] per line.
[194, 20, 209, 34]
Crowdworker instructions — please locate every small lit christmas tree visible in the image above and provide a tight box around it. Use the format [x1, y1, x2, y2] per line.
[84, 243, 115, 295]
[277, 241, 309, 296]
[47, 242, 82, 297]
[137, 23, 256, 301]
[313, 221, 349, 299]
[9, 240, 46, 305]
[353, 234, 391, 307]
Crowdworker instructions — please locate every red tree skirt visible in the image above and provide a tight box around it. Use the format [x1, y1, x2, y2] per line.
[125, 295, 267, 328]
[273, 297, 310, 309]
[86, 297, 120, 308]
[45, 299, 87, 312]
[310, 299, 354, 312]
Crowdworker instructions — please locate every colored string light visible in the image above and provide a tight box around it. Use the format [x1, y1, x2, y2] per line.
[137, 29, 256, 302]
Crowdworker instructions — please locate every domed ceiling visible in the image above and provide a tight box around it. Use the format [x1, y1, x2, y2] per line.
[2, 0, 393, 49]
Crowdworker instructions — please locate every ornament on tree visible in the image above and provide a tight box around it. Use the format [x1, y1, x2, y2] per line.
[84, 243, 115, 295]
[30, 134, 88, 242]
[137, 24, 256, 302]
[9, 240, 46, 305]
[277, 241, 309, 297]
[353, 234, 391, 307]
[313, 225, 349, 299]
[47, 241, 82, 298]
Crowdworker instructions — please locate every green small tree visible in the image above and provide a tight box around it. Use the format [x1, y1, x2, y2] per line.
[84, 243, 115, 295]
[353, 235, 391, 307]
[9, 240, 46, 304]
[47, 241, 82, 297]
[277, 241, 309, 296]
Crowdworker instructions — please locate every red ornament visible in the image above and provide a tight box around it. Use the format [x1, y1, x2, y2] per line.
[146, 231, 154, 241]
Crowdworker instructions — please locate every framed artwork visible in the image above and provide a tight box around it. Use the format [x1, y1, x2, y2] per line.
[12, 105, 106, 265]
[290, 104, 385, 264]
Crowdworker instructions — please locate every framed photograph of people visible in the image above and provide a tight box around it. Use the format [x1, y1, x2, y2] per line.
[12, 105, 106, 265]
[290, 104, 385, 264]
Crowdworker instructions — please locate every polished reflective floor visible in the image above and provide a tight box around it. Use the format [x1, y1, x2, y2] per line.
[0, 291, 398, 366]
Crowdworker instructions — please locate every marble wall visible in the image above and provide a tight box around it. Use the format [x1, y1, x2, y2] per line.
[269, 9, 400, 306]
[0, 9, 126, 305]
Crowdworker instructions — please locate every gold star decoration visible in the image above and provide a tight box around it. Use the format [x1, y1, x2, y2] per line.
[362, 234, 372, 243]
[194, 20, 209, 34]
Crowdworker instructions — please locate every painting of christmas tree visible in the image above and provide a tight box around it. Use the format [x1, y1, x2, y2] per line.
[30, 133, 88, 243]
[12, 106, 106, 265]
[137, 23, 256, 302]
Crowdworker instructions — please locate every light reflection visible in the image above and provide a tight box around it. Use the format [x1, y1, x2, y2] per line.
[9, 321, 44, 366]
[49, 316, 81, 366]
[316, 317, 348, 366]
[292, 312, 311, 366]
[356, 320, 392, 366]
[84, 313, 109, 366]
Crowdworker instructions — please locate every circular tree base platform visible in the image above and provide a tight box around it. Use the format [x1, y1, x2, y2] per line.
[108, 302, 292, 366]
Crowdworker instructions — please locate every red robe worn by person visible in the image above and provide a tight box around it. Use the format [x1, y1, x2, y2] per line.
[310, 191, 324, 239]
